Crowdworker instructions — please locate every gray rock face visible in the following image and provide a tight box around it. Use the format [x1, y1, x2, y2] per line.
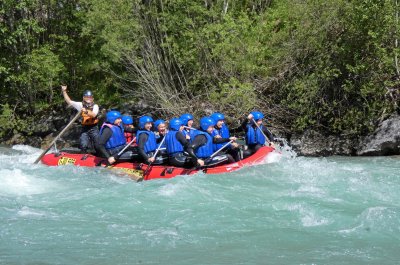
[357, 114, 400, 156]
[290, 130, 357, 156]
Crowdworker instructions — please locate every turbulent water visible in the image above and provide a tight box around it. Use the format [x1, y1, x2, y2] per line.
[0, 145, 399, 265]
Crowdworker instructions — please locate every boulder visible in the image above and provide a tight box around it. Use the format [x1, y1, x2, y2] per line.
[357, 114, 400, 155]
[290, 130, 356, 156]
[4, 133, 26, 146]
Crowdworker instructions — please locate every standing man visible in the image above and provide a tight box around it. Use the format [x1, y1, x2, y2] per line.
[61, 85, 99, 154]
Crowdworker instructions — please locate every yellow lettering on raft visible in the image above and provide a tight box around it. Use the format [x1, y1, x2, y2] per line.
[58, 157, 77, 166]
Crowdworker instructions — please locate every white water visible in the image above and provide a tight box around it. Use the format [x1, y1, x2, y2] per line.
[1, 145, 400, 264]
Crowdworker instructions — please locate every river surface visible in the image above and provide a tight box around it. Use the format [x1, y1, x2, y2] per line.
[0, 145, 399, 265]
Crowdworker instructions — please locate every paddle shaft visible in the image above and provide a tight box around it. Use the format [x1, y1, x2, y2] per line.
[252, 118, 271, 145]
[117, 136, 136, 157]
[34, 111, 82, 164]
[209, 139, 234, 159]
[113, 115, 146, 158]
[143, 134, 167, 177]
[183, 126, 197, 130]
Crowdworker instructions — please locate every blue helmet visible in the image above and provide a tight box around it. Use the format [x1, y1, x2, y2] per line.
[200, 116, 216, 131]
[154, 119, 166, 129]
[138, 115, 153, 129]
[121, 115, 133, 125]
[179, 113, 193, 125]
[211, 112, 225, 122]
[106, 110, 122, 123]
[251, 111, 264, 121]
[83, 90, 93, 98]
[169, 118, 183, 131]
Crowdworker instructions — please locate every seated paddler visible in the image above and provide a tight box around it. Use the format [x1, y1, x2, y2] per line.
[136, 116, 165, 165]
[122, 115, 136, 146]
[165, 118, 203, 168]
[95, 110, 139, 165]
[210, 112, 241, 161]
[179, 113, 197, 142]
[241, 111, 275, 158]
[154, 119, 168, 161]
[190, 116, 235, 166]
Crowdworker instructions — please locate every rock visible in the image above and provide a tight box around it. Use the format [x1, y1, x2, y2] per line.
[26, 136, 42, 148]
[31, 117, 57, 137]
[38, 123, 81, 149]
[4, 133, 26, 146]
[290, 130, 356, 156]
[357, 114, 400, 156]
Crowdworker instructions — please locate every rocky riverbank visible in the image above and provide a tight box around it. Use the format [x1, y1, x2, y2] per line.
[290, 113, 400, 156]
[2, 109, 400, 157]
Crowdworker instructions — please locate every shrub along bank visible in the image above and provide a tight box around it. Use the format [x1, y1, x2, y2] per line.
[1, 0, 399, 148]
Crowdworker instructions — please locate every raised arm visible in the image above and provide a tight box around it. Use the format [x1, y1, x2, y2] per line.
[61, 85, 73, 105]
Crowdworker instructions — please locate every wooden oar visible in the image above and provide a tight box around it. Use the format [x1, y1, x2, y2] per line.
[33, 111, 81, 164]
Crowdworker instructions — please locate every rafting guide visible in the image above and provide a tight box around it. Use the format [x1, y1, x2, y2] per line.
[61, 85, 99, 154]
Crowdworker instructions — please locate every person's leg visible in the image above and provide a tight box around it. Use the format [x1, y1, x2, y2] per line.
[227, 147, 241, 161]
[80, 127, 90, 153]
[242, 148, 255, 159]
[169, 154, 195, 168]
[88, 126, 100, 150]
[117, 146, 140, 161]
[205, 154, 229, 167]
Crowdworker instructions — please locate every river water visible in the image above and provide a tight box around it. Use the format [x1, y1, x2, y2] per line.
[0, 145, 399, 264]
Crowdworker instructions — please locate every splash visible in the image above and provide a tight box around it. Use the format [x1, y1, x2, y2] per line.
[0, 168, 58, 196]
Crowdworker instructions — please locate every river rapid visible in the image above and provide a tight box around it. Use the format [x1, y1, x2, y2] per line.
[0, 145, 399, 264]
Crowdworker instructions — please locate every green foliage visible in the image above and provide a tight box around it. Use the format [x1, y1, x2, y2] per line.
[264, 0, 396, 134]
[0, 104, 14, 138]
[210, 78, 257, 118]
[1, 0, 400, 139]
[0, 103, 33, 138]
[19, 45, 65, 110]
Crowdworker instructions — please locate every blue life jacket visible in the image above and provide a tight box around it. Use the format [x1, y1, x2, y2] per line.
[165, 131, 184, 155]
[246, 124, 266, 145]
[136, 130, 157, 154]
[100, 123, 126, 150]
[195, 132, 214, 158]
[212, 125, 231, 151]
[220, 124, 230, 138]
[182, 128, 199, 143]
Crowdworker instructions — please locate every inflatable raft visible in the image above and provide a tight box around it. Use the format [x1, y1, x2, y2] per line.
[41, 146, 275, 181]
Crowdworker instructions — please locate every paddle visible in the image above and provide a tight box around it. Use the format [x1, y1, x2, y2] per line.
[97, 136, 137, 169]
[142, 134, 167, 178]
[209, 139, 234, 159]
[193, 139, 235, 169]
[34, 111, 81, 164]
[115, 136, 136, 159]
[183, 126, 197, 130]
